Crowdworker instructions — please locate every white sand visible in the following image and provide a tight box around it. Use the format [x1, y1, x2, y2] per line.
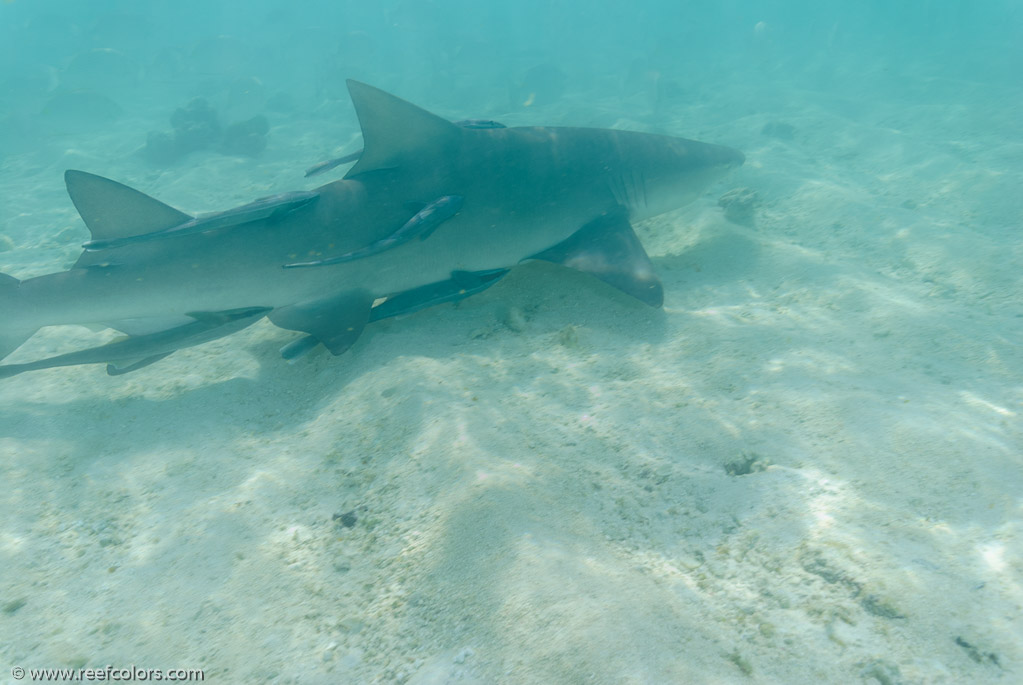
[0, 74, 1020, 684]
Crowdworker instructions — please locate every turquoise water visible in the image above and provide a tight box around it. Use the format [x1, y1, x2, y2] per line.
[1, 1, 1020, 683]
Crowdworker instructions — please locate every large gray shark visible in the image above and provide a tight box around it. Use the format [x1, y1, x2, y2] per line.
[0, 80, 743, 378]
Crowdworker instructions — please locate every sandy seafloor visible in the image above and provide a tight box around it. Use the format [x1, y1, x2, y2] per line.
[0, 71, 1021, 685]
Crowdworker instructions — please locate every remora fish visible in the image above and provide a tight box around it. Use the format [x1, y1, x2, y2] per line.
[82, 191, 320, 251]
[283, 195, 464, 268]
[0, 307, 269, 378]
[0, 80, 743, 378]
[303, 118, 506, 178]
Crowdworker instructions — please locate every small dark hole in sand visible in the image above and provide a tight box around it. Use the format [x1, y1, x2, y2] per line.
[333, 510, 358, 528]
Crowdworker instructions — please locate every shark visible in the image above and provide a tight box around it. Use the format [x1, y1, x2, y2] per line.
[0, 80, 743, 378]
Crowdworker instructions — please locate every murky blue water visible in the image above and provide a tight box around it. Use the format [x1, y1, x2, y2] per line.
[1, 2, 1020, 683]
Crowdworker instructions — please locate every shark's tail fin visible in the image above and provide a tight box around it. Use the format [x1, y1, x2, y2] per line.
[0, 273, 37, 361]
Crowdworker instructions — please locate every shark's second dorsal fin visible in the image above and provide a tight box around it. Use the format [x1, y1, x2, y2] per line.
[65, 170, 192, 242]
[344, 80, 460, 178]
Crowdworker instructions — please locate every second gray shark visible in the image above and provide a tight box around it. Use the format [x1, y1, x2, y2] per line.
[0, 80, 743, 377]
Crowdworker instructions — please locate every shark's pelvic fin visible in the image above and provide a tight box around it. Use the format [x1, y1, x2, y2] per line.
[344, 80, 461, 178]
[283, 195, 463, 268]
[528, 208, 664, 307]
[269, 291, 375, 356]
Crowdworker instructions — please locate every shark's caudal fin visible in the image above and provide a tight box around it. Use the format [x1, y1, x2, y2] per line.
[344, 80, 461, 178]
[0, 273, 37, 361]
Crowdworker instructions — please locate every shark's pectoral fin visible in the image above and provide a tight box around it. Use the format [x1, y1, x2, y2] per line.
[270, 291, 375, 356]
[527, 208, 664, 307]
[106, 352, 175, 376]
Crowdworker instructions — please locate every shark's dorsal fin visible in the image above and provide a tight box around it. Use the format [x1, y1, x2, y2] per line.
[65, 170, 192, 242]
[344, 80, 460, 178]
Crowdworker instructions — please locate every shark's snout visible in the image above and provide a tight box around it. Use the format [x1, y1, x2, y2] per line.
[670, 138, 744, 173]
[713, 143, 745, 169]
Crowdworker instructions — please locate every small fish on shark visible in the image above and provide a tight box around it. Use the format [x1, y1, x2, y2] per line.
[283, 195, 464, 268]
[0, 80, 743, 379]
[303, 118, 506, 178]
[0, 307, 269, 379]
[83, 190, 320, 251]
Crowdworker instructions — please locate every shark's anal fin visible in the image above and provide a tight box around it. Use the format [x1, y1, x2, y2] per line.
[83, 191, 320, 251]
[283, 195, 462, 269]
[269, 291, 375, 356]
[527, 207, 664, 307]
